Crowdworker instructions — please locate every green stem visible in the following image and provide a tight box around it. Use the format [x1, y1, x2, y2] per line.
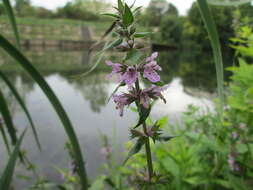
[135, 79, 154, 181]
[143, 122, 154, 181]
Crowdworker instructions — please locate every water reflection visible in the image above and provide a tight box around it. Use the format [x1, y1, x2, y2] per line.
[0, 49, 215, 188]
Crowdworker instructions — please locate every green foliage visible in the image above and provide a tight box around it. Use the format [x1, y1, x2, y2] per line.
[158, 15, 183, 45]
[0, 3, 5, 15]
[231, 26, 253, 57]
[0, 130, 26, 190]
[56, 2, 99, 21]
[227, 59, 253, 126]
[141, 0, 177, 27]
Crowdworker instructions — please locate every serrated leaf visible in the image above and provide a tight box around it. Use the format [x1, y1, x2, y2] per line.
[130, 0, 137, 8]
[105, 38, 123, 50]
[118, 0, 124, 13]
[123, 138, 145, 165]
[133, 6, 142, 13]
[134, 32, 152, 38]
[134, 106, 151, 128]
[153, 81, 165, 86]
[155, 116, 168, 128]
[101, 13, 120, 19]
[123, 4, 134, 26]
[157, 136, 176, 142]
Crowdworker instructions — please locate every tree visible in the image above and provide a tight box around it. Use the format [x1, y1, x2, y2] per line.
[143, 0, 169, 26]
[14, 0, 31, 15]
[159, 15, 183, 45]
[0, 2, 5, 15]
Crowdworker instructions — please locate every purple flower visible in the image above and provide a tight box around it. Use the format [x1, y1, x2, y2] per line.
[113, 92, 136, 116]
[106, 60, 122, 79]
[143, 52, 162, 83]
[146, 52, 158, 62]
[100, 147, 112, 157]
[140, 85, 168, 108]
[120, 66, 138, 86]
[231, 132, 238, 140]
[228, 154, 239, 171]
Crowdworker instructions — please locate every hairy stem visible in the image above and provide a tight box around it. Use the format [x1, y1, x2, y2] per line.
[134, 79, 154, 181]
[143, 122, 154, 181]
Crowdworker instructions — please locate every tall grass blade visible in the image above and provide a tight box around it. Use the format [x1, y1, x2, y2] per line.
[0, 129, 26, 190]
[2, 0, 21, 48]
[0, 121, 11, 154]
[0, 71, 41, 150]
[197, 0, 224, 116]
[0, 88, 17, 145]
[0, 35, 88, 190]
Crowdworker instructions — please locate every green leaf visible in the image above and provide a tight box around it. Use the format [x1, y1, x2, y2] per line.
[123, 138, 145, 165]
[101, 13, 120, 19]
[79, 38, 122, 77]
[0, 88, 17, 145]
[134, 32, 152, 38]
[3, 0, 20, 48]
[125, 49, 144, 65]
[155, 116, 168, 128]
[0, 71, 41, 150]
[236, 143, 248, 154]
[0, 122, 11, 154]
[0, 35, 88, 190]
[123, 4, 134, 26]
[134, 106, 151, 128]
[197, 0, 224, 118]
[157, 136, 175, 142]
[133, 6, 142, 14]
[118, 0, 124, 13]
[89, 176, 106, 190]
[228, 175, 250, 190]
[183, 176, 205, 185]
[0, 129, 26, 190]
[214, 179, 231, 188]
[207, 0, 251, 6]
[105, 38, 123, 50]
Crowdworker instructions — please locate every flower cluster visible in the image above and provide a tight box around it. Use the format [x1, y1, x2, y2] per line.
[106, 52, 168, 116]
[106, 52, 162, 87]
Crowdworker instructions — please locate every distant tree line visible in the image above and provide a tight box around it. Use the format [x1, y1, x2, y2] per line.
[140, 0, 253, 90]
[0, 0, 112, 21]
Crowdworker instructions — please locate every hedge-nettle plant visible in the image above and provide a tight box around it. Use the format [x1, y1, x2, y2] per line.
[103, 0, 170, 184]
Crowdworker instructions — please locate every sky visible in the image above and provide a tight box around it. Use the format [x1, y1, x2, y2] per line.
[31, 0, 196, 15]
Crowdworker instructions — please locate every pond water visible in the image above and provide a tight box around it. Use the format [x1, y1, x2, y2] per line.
[0, 49, 215, 188]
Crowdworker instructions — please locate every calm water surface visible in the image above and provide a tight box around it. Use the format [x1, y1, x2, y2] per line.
[0, 49, 214, 188]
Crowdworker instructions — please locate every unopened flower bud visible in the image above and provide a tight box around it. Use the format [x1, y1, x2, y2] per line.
[127, 40, 134, 47]
[116, 28, 125, 36]
[131, 129, 146, 138]
[134, 43, 144, 49]
[129, 26, 136, 35]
